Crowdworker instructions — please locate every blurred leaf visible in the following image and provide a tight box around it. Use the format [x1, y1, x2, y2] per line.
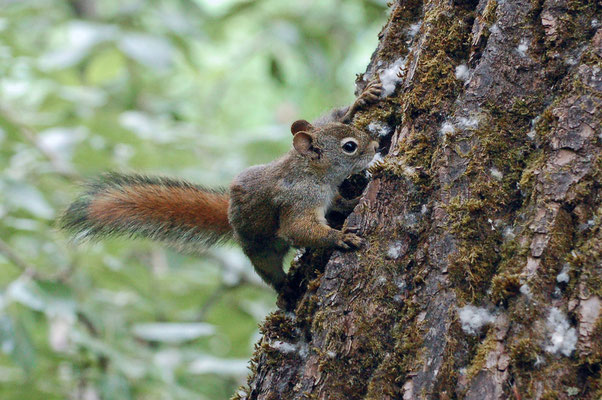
[58, 86, 108, 110]
[118, 111, 186, 143]
[36, 280, 76, 317]
[132, 322, 215, 343]
[99, 372, 132, 400]
[38, 21, 118, 70]
[48, 314, 73, 352]
[38, 126, 88, 163]
[0, 314, 36, 374]
[0, 180, 54, 219]
[3, 217, 41, 231]
[188, 355, 248, 376]
[6, 278, 46, 312]
[195, 0, 254, 18]
[118, 33, 174, 70]
[6, 278, 76, 318]
[85, 48, 127, 85]
[71, 330, 147, 379]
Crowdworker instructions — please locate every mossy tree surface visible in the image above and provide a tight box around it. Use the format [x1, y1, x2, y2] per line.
[235, 1, 601, 399]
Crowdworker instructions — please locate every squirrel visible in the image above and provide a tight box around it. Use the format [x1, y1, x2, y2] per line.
[60, 78, 383, 295]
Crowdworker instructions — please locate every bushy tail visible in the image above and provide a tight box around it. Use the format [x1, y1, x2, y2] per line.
[59, 173, 232, 251]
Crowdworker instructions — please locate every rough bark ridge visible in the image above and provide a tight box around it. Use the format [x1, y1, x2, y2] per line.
[234, 1, 601, 399]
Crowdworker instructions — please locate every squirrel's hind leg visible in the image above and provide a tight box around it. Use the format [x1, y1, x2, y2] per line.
[243, 241, 289, 292]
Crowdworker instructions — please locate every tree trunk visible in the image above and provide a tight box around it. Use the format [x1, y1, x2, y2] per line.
[234, 1, 601, 399]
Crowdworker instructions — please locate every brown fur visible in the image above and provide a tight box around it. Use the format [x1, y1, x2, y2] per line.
[88, 184, 231, 234]
[61, 77, 384, 297]
[228, 121, 378, 290]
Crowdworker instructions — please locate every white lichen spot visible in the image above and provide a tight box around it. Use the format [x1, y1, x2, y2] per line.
[421, 204, 428, 214]
[458, 305, 496, 335]
[458, 117, 479, 130]
[407, 22, 422, 38]
[394, 277, 406, 290]
[403, 165, 417, 176]
[544, 307, 577, 356]
[527, 116, 539, 139]
[455, 64, 470, 81]
[520, 284, 532, 299]
[489, 23, 500, 34]
[517, 39, 529, 57]
[440, 121, 455, 136]
[531, 115, 540, 127]
[379, 57, 406, 97]
[503, 226, 515, 239]
[490, 167, 503, 180]
[556, 265, 570, 284]
[487, 218, 496, 231]
[567, 387, 580, 396]
[368, 121, 392, 137]
[377, 276, 388, 285]
[327, 350, 336, 358]
[298, 342, 309, 358]
[271, 340, 297, 354]
[387, 242, 403, 259]
[592, 19, 600, 28]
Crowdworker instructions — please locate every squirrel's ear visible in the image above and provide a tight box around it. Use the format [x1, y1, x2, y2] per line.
[291, 120, 314, 136]
[293, 131, 320, 159]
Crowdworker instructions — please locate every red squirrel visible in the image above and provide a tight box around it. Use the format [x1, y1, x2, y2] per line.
[60, 79, 383, 294]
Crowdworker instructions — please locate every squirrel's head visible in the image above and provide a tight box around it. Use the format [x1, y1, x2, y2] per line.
[290, 120, 378, 181]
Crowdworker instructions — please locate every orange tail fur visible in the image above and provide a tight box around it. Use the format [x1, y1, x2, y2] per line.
[60, 173, 232, 250]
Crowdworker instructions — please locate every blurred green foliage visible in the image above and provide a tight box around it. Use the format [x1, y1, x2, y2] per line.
[0, 0, 386, 398]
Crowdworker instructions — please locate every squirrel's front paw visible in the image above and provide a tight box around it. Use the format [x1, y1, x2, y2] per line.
[335, 233, 364, 250]
[357, 79, 384, 106]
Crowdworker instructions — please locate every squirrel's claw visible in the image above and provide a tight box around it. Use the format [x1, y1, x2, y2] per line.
[336, 233, 364, 250]
[358, 79, 384, 105]
[341, 77, 384, 123]
[364, 83, 383, 99]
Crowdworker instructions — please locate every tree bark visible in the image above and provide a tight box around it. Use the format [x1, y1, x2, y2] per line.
[235, 1, 601, 399]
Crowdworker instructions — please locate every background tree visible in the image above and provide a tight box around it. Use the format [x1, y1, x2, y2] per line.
[237, 0, 602, 399]
[0, 1, 386, 399]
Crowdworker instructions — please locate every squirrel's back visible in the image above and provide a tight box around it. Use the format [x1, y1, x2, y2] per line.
[229, 163, 281, 243]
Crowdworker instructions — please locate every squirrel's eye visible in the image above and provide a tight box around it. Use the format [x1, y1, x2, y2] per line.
[341, 139, 358, 155]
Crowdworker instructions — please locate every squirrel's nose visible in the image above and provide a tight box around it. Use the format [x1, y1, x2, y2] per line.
[370, 141, 379, 153]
